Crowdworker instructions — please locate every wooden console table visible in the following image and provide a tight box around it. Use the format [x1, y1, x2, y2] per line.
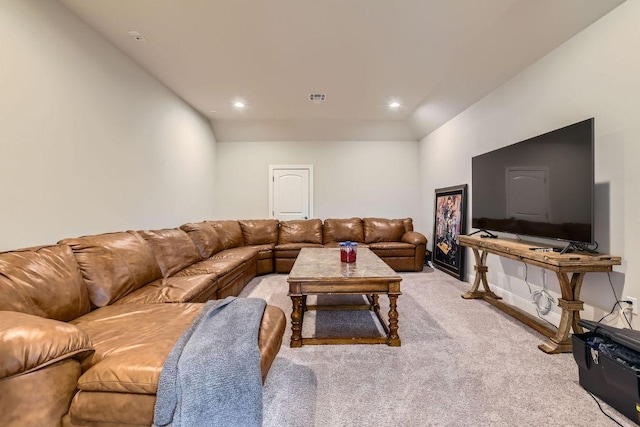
[457, 235, 621, 354]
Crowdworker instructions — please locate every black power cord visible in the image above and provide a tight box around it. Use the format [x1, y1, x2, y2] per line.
[587, 391, 625, 426]
[598, 300, 633, 328]
[598, 272, 634, 330]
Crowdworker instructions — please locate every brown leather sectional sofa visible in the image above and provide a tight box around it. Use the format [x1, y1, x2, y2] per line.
[0, 217, 426, 427]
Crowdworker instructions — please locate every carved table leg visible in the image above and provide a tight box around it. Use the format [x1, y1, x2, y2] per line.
[538, 272, 585, 354]
[388, 294, 401, 346]
[290, 295, 304, 348]
[462, 249, 500, 300]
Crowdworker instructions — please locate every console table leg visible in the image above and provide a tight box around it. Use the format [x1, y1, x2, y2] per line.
[290, 295, 304, 348]
[538, 272, 585, 354]
[388, 294, 401, 346]
[462, 249, 500, 300]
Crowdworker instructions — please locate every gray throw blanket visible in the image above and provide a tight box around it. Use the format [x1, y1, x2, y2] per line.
[153, 297, 267, 427]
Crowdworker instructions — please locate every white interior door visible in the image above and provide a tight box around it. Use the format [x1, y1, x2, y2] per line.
[269, 165, 313, 220]
[505, 167, 550, 222]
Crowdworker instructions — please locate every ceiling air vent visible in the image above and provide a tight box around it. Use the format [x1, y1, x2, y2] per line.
[309, 93, 326, 103]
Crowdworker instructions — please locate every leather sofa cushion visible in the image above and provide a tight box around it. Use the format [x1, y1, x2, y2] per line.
[60, 232, 162, 307]
[137, 229, 202, 277]
[274, 242, 323, 251]
[208, 220, 244, 249]
[72, 304, 202, 394]
[254, 246, 275, 260]
[323, 218, 364, 244]
[243, 243, 275, 255]
[0, 311, 93, 379]
[71, 304, 285, 394]
[180, 222, 225, 259]
[363, 218, 406, 243]
[67, 391, 155, 426]
[402, 217, 414, 232]
[274, 243, 323, 259]
[0, 245, 91, 321]
[239, 219, 279, 245]
[367, 242, 416, 257]
[112, 274, 218, 304]
[206, 247, 259, 262]
[278, 219, 323, 244]
[176, 257, 244, 277]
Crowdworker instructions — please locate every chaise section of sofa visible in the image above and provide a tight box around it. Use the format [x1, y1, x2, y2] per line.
[63, 303, 285, 427]
[0, 242, 286, 427]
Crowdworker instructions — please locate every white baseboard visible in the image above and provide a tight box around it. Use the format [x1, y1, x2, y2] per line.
[468, 273, 561, 327]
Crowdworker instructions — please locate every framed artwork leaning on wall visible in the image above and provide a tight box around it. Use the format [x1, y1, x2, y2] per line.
[432, 184, 467, 280]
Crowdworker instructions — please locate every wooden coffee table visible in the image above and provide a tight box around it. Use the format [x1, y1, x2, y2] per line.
[287, 247, 402, 347]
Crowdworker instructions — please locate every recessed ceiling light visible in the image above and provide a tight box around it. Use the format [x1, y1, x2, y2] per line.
[233, 101, 245, 109]
[127, 30, 147, 42]
[389, 101, 401, 109]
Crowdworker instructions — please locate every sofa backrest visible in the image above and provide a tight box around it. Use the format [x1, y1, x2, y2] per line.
[180, 222, 225, 258]
[0, 245, 91, 321]
[137, 228, 203, 277]
[363, 218, 407, 243]
[239, 219, 279, 245]
[208, 220, 244, 249]
[60, 232, 162, 307]
[278, 219, 323, 244]
[323, 218, 364, 244]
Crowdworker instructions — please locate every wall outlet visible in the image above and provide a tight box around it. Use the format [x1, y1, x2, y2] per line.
[625, 296, 638, 315]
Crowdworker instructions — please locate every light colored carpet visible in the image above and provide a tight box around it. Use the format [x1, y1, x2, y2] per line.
[240, 267, 635, 427]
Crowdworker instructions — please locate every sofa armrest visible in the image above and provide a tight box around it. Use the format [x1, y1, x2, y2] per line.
[401, 231, 427, 246]
[0, 311, 93, 379]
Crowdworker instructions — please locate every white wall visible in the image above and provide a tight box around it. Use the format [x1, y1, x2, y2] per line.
[215, 140, 421, 222]
[0, 0, 218, 251]
[419, 1, 639, 327]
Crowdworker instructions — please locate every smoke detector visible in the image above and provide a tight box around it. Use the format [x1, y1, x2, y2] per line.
[309, 93, 326, 103]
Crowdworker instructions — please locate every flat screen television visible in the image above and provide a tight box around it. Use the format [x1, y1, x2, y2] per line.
[471, 118, 594, 248]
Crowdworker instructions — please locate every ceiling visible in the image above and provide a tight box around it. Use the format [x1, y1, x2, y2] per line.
[57, 0, 624, 142]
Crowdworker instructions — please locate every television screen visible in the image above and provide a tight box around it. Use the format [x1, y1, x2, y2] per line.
[471, 118, 594, 244]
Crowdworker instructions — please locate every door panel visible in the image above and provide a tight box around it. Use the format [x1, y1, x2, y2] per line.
[270, 166, 313, 220]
